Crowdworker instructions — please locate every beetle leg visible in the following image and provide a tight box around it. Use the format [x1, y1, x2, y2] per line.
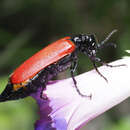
[90, 56, 125, 83]
[40, 84, 48, 100]
[92, 56, 125, 69]
[70, 54, 92, 98]
[70, 59, 78, 73]
[37, 69, 49, 100]
[92, 59, 108, 82]
[70, 61, 84, 96]
[89, 56, 108, 82]
[70, 53, 78, 85]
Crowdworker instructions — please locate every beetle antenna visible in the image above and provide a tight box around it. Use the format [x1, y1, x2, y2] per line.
[100, 29, 117, 46]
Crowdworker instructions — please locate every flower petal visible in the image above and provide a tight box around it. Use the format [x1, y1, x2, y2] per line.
[32, 58, 130, 130]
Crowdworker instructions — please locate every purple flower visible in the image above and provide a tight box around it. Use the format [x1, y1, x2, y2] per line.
[32, 57, 130, 130]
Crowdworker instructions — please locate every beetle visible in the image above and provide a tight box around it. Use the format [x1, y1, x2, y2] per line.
[0, 30, 117, 102]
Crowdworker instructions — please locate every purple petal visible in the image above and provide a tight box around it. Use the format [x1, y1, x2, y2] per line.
[32, 57, 130, 130]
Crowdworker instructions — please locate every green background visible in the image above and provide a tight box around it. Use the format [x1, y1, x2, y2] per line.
[0, 0, 130, 130]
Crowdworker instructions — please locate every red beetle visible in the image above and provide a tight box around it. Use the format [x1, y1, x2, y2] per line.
[0, 30, 117, 102]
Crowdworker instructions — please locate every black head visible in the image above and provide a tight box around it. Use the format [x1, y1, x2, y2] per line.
[71, 30, 117, 56]
[71, 34, 98, 56]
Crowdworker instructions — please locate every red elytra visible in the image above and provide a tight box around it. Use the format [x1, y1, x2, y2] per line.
[11, 37, 76, 84]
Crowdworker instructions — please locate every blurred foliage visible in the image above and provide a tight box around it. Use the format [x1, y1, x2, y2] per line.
[0, 0, 130, 130]
[105, 117, 130, 130]
[0, 76, 38, 130]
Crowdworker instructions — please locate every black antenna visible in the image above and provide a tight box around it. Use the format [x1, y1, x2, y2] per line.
[100, 29, 117, 46]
